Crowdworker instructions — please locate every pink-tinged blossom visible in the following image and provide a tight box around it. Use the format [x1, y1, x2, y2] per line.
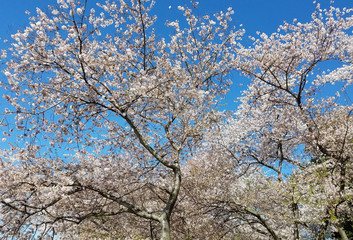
[1, 0, 353, 239]
[0, 0, 242, 239]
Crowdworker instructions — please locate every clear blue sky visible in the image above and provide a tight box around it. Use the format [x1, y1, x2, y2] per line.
[1, 0, 352, 39]
[0, 0, 352, 104]
[0, 0, 352, 145]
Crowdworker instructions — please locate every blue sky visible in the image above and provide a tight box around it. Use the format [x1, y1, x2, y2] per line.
[0, 0, 352, 60]
[0, 0, 353, 146]
[0, 0, 352, 106]
[1, 0, 352, 39]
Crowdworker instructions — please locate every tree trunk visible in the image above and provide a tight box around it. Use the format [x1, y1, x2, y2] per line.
[159, 164, 181, 240]
[337, 226, 349, 240]
[291, 202, 300, 240]
[160, 215, 171, 240]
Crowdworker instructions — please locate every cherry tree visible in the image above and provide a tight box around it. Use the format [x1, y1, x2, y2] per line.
[193, 3, 353, 239]
[2, 0, 353, 239]
[0, 0, 242, 239]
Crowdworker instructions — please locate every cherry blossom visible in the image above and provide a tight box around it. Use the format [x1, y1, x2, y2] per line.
[0, 0, 242, 239]
[1, 0, 353, 239]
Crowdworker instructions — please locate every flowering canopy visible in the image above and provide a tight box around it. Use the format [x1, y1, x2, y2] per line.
[1, 0, 353, 239]
[0, 0, 243, 239]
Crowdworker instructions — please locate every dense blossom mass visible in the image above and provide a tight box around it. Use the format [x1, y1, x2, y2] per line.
[0, 0, 352, 239]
